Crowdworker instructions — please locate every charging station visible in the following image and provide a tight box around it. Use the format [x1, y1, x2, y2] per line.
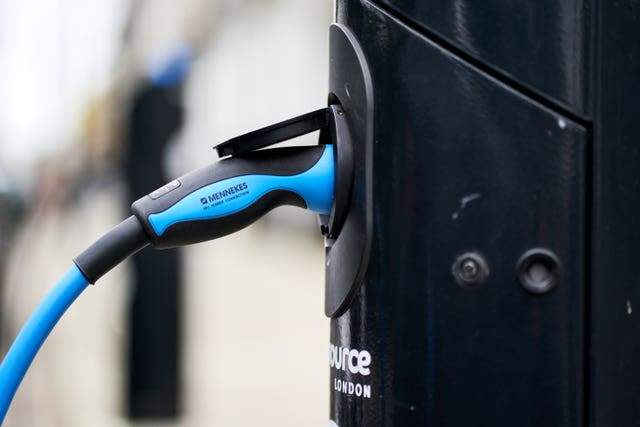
[327, 1, 640, 426]
[1, 1, 640, 426]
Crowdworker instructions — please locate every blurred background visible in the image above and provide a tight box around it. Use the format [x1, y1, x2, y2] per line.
[0, 0, 332, 425]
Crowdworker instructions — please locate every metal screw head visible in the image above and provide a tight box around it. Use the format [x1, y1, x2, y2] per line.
[453, 252, 489, 287]
[460, 259, 479, 281]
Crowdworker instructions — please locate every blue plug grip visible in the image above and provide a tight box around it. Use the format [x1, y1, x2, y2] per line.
[148, 145, 334, 236]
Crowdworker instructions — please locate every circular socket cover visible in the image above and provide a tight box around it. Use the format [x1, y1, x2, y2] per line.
[517, 248, 560, 295]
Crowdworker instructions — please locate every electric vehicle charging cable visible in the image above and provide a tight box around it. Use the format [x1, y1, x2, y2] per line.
[0, 105, 353, 423]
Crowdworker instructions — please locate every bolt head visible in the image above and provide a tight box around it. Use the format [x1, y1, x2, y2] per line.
[452, 252, 489, 287]
[460, 259, 479, 280]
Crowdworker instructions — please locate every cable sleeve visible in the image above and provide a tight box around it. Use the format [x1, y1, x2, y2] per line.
[73, 216, 149, 283]
[0, 265, 89, 423]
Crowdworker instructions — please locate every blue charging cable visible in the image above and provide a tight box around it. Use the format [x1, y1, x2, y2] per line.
[0, 141, 339, 423]
[0, 266, 89, 422]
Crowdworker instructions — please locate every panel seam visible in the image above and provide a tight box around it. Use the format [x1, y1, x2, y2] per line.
[365, 0, 593, 127]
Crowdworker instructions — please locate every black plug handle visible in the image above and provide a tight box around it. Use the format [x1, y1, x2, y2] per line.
[132, 145, 335, 249]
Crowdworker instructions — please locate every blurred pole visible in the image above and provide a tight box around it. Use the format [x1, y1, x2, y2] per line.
[0, 189, 24, 338]
[124, 46, 191, 419]
[117, 0, 214, 418]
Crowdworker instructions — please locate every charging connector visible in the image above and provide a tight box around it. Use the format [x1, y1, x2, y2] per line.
[0, 105, 353, 422]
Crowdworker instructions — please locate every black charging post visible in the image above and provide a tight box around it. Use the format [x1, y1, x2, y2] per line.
[326, 1, 640, 426]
